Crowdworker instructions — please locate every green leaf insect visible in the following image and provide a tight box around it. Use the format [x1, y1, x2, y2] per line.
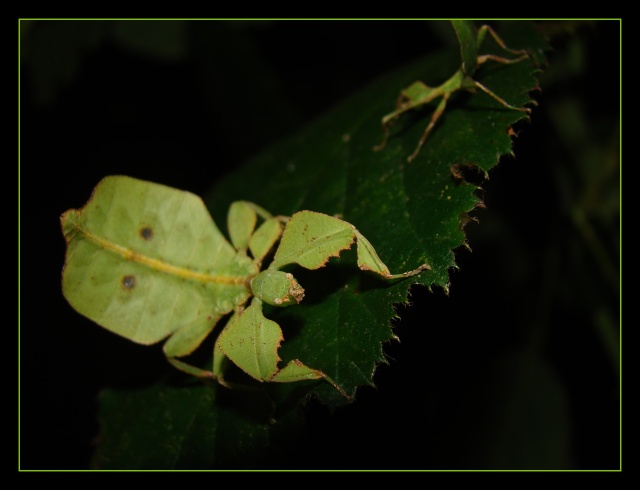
[374, 20, 532, 163]
[60, 176, 430, 399]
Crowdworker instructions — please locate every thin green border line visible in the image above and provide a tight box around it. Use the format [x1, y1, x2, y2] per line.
[17, 18, 622, 473]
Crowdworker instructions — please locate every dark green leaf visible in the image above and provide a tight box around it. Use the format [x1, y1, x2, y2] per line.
[93, 382, 307, 469]
[93, 22, 547, 468]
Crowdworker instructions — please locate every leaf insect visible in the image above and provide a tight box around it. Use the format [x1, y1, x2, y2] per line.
[374, 20, 532, 163]
[61, 176, 430, 399]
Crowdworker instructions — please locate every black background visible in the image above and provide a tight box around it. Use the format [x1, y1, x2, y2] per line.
[20, 20, 620, 470]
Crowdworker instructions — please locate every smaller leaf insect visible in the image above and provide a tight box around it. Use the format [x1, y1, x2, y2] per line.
[61, 176, 430, 399]
[374, 21, 531, 163]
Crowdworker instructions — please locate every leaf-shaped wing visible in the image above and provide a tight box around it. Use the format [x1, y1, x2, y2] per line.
[61, 175, 258, 345]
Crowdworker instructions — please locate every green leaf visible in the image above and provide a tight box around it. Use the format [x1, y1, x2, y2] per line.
[91, 22, 547, 468]
[92, 381, 307, 469]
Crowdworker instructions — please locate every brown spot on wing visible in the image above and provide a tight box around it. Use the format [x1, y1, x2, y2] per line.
[139, 226, 153, 241]
[122, 275, 136, 290]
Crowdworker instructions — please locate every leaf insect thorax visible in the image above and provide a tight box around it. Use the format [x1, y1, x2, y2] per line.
[250, 270, 305, 307]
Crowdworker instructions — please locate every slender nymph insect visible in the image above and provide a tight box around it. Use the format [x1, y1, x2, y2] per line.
[374, 21, 531, 163]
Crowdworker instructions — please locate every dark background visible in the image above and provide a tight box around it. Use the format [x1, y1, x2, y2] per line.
[20, 20, 620, 470]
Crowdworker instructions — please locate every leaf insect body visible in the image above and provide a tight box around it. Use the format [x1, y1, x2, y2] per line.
[374, 21, 532, 163]
[61, 176, 430, 400]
